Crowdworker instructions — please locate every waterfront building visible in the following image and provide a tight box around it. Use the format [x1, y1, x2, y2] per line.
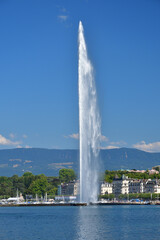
[112, 175, 130, 196]
[144, 179, 160, 193]
[100, 182, 112, 195]
[73, 181, 79, 196]
[7, 193, 24, 203]
[129, 179, 144, 193]
[55, 196, 76, 202]
[58, 181, 79, 196]
[103, 177, 160, 196]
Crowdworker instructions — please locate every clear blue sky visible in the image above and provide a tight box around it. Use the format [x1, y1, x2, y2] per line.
[0, 0, 160, 152]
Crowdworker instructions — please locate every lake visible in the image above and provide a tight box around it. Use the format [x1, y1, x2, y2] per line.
[0, 205, 159, 240]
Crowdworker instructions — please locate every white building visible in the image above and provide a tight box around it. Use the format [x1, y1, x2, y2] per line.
[55, 196, 76, 202]
[7, 193, 24, 203]
[102, 175, 160, 197]
[144, 179, 160, 193]
[100, 182, 112, 195]
[112, 175, 130, 196]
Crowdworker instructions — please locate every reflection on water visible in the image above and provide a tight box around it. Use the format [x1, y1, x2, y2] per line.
[0, 206, 160, 240]
[76, 206, 108, 240]
[75, 205, 160, 240]
[77, 206, 107, 240]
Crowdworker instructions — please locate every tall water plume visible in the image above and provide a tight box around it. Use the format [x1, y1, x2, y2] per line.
[78, 21, 101, 203]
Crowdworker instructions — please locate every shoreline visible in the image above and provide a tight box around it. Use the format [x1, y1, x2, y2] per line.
[0, 201, 160, 207]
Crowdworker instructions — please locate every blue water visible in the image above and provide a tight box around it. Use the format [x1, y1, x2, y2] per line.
[0, 205, 159, 240]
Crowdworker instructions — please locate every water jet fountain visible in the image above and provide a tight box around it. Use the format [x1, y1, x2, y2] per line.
[78, 21, 101, 203]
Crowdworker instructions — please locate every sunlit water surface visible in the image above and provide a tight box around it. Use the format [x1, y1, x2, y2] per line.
[0, 206, 160, 240]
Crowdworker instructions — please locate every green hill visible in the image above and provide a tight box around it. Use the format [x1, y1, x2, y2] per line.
[0, 148, 160, 176]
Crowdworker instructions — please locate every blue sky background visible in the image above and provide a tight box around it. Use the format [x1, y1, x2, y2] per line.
[0, 0, 160, 152]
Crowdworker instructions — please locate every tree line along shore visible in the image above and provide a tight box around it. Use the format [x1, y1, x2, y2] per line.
[0, 169, 76, 199]
[0, 167, 160, 200]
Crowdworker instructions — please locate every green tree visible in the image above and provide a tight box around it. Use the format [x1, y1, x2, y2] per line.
[47, 187, 57, 198]
[104, 169, 160, 182]
[10, 175, 25, 196]
[99, 194, 115, 200]
[29, 175, 48, 196]
[23, 172, 35, 189]
[0, 176, 13, 197]
[59, 169, 76, 183]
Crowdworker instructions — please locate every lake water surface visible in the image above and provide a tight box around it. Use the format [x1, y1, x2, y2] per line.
[0, 205, 159, 240]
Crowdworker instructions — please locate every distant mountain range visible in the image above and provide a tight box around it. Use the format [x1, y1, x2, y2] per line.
[0, 148, 160, 176]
